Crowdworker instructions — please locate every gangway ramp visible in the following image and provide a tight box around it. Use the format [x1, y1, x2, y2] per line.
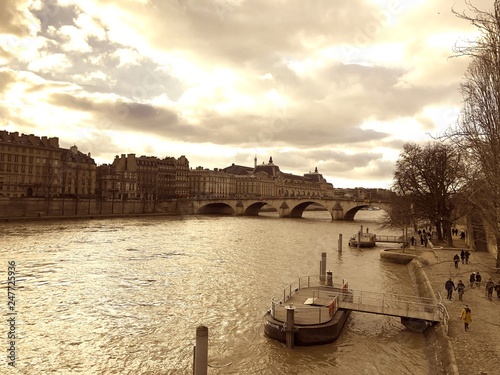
[338, 289, 441, 322]
[375, 235, 405, 243]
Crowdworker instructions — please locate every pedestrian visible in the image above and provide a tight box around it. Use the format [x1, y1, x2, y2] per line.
[465, 250, 470, 264]
[460, 305, 472, 332]
[485, 278, 495, 301]
[460, 250, 465, 264]
[410, 236, 415, 246]
[456, 280, 466, 301]
[475, 272, 482, 288]
[495, 281, 500, 300]
[453, 254, 460, 268]
[469, 272, 476, 288]
[420, 234, 424, 246]
[445, 278, 455, 300]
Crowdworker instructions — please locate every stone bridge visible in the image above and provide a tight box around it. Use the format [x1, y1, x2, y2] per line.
[167, 197, 390, 220]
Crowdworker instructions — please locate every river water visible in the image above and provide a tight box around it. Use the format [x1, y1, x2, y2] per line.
[0, 210, 430, 374]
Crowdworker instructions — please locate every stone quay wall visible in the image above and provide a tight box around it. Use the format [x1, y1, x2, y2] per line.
[0, 197, 193, 221]
[407, 258, 459, 375]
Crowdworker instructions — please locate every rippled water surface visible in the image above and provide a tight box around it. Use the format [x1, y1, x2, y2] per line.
[0, 211, 430, 374]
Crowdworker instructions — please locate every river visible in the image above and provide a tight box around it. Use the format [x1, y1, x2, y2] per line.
[0, 210, 430, 374]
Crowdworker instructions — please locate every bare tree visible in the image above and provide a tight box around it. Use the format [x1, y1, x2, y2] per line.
[447, 1, 500, 268]
[378, 193, 414, 250]
[392, 142, 465, 247]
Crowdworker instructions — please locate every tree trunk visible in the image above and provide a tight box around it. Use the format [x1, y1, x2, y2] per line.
[446, 226, 453, 247]
[496, 236, 500, 271]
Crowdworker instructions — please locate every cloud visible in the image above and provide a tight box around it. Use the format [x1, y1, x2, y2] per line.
[0, 0, 39, 37]
[1, 0, 494, 188]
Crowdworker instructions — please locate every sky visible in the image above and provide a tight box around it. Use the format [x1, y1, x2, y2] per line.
[0, 0, 493, 188]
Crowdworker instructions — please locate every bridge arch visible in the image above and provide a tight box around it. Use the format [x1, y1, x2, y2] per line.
[244, 202, 279, 216]
[197, 202, 235, 215]
[343, 205, 371, 221]
[289, 200, 332, 219]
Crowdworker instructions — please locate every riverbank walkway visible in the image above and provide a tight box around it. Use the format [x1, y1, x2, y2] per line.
[411, 233, 500, 374]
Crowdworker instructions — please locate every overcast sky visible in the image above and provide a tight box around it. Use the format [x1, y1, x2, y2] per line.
[0, 0, 492, 188]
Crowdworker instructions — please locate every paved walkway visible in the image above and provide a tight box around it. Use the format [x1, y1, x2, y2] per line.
[414, 236, 500, 375]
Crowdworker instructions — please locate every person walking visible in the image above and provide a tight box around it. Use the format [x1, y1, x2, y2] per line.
[453, 254, 460, 268]
[469, 272, 476, 288]
[485, 278, 495, 301]
[456, 280, 466, 301]
[495, 281, 500, 300]
[465, 250, 470, 264]
[445, 278, 455, 300]
[460, 305, 472, 332]
[460, 250, 465, 264]
[475, 272, 482, 288]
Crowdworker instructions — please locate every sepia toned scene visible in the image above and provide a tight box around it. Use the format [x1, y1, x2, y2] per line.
[2, 1, 500, 374]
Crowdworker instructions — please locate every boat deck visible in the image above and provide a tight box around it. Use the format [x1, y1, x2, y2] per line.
[272, 286, 343, 325]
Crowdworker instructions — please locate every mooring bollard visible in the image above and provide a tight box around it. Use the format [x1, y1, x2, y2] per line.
[320, 252, 327, 284]
[338, 234, 342, 253]
[285, 305, 295, 349]
[194, 325, 208, 375]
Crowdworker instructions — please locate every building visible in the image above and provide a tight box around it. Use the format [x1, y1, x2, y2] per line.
[1, 129, 338, 203]
[96, 154, 191, 201]
[0, 131, 97, 199]
[60, 145, 96, 198]
[223, 157, 335, 199]
[0, 131, 62, 197]
[189, 167, 236, 198]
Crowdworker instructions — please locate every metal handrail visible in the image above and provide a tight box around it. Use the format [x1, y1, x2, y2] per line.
[269, 275, 347, 325]
[271, 275, 348, 305]
[346, 289, 438, 309]
[271, 294, 340, 325]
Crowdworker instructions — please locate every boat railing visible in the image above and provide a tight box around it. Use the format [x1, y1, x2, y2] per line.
[271, 294, 340, 325]
[341, 289, 439, 317]
[269, 275, 349, 325]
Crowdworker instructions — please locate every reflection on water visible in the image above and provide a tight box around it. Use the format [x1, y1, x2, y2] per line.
[0, 211, 429, 374]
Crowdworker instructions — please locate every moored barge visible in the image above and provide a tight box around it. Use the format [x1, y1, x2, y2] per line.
[348, 231, 377, 247]
[264, 274, 352, 346]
